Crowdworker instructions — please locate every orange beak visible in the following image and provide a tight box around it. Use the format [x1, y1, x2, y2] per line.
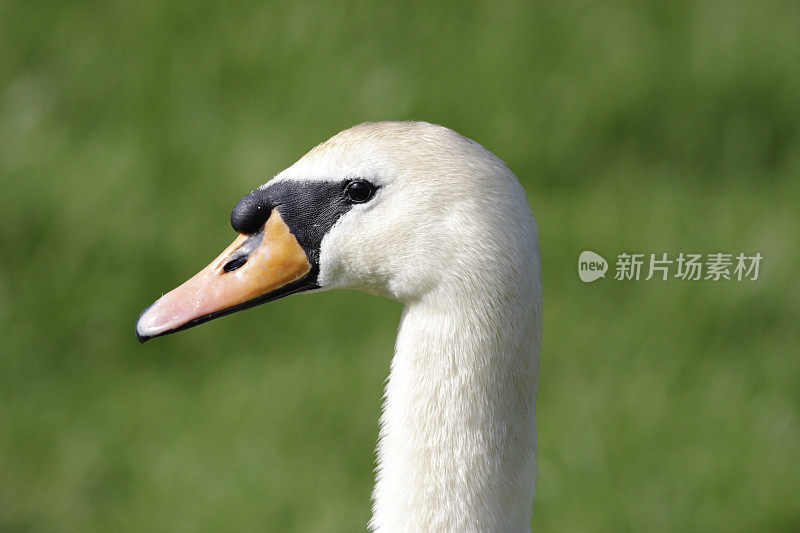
[135, 211, 313, 342]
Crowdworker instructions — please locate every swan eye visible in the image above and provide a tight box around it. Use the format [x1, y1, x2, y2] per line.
[345, 180, 376, 203]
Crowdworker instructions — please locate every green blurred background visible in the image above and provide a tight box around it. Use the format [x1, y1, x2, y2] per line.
[1, 1, 798, 531]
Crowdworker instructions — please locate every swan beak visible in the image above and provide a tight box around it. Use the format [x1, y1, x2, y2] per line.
[135, 211, 313, 343]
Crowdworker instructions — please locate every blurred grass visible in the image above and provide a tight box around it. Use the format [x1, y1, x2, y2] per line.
[1, 1, 799, 531]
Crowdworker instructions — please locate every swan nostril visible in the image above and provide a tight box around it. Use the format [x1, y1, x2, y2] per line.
[223, 255, 248, 273]
[223, 229, 264, 273]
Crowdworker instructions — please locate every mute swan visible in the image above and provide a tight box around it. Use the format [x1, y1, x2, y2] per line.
[136, 121, 542, 532]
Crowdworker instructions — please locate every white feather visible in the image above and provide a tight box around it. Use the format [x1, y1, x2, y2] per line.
[267, 121, 541, 532]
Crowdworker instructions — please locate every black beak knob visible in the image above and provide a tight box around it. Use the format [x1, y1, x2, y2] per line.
[230, 189, 272, 234]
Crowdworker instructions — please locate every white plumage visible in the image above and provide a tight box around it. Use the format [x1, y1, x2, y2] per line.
[137, 121, 542, 531]
[274, 122, 542, 532]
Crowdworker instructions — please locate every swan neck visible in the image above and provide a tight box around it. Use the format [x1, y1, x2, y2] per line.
[370, 292, 540, 532]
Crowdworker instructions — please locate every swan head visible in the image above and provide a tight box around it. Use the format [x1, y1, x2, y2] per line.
[136, 121, 539, 342]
